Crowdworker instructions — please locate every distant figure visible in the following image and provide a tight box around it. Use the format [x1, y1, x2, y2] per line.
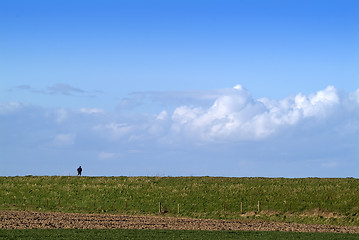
[77, 166, 82, 176]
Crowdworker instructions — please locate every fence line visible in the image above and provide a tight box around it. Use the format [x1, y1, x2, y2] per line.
[5, 198, 268, 215]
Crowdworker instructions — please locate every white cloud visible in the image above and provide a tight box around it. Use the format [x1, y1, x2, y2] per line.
[2, 85, 358, 177]
[233, 84, 244, 90]
[87, 85, 358, 145]
[353, 89, 359, 101]
[80, 108, 104, 114]
[294, 86, 339, 118]
[0, 102, 25, 114]
[156, 110, 168, 120]
[93, 122, 134, 140]
[3, 86, 357, 146]
[166, 85, 349, 142]
[56, 108, 68, 123]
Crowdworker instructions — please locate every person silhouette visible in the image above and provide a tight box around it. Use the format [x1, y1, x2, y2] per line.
[77, 166, 82, 176]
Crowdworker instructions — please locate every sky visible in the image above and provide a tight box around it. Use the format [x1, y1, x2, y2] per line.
[0, 0, 358, 177]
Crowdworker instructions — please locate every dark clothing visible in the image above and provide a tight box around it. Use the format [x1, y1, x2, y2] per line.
[77, 166, 82, 176]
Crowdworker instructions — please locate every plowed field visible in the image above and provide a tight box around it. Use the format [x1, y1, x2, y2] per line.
[1, 210, 359, 233]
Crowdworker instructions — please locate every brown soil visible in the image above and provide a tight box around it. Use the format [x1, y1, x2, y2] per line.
[1, 210, 359, 233]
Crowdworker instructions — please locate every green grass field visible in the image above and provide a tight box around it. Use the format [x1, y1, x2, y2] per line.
[1, 176, 359, 226]
[1, 229, 359, 240]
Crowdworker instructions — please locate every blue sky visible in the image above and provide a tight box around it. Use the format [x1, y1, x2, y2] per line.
[1, 0, 358, 177]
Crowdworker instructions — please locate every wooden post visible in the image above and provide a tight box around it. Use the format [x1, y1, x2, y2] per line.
[177, 204, 180, 214]
[240, 202, 243, 213]
[258, 201, 260, 212]
[159, 202, 161, 213]
[58, 199, 61, 207]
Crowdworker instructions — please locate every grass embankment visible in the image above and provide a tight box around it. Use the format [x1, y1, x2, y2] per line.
[1, 176, 359, 226]
[1, 229, 359, 240]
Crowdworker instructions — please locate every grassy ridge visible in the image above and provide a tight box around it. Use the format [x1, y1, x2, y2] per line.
[1, 229, 359, 240]
[1, 176, 359, 225]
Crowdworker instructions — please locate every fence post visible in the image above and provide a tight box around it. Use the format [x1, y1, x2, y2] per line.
[258, 201, 260, 212]
[159, 202, 162, 213]
[240, 202, 243, 213]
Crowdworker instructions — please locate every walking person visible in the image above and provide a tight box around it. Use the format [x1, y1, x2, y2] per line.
[77, 166, 82, 176]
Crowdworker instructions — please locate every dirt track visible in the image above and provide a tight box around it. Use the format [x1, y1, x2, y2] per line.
[1, 210, 359, 233]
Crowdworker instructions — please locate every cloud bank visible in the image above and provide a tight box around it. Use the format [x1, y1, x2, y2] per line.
[1, 85, 358, 177]
[112, 85, 358, 144]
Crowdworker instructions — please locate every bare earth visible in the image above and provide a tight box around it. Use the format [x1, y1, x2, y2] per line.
[1, 210, 359, 234]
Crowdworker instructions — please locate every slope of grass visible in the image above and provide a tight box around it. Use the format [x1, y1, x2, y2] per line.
[1, 176, 359, 225]
[1, 229, 359, 240]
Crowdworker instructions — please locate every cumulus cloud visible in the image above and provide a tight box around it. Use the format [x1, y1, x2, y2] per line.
[1, 85, 358, 177]
[170, 85, 269, 141]
[166, 85, 357, 142]
[3, 85, 358, 145]
[88, 85, 359, 146]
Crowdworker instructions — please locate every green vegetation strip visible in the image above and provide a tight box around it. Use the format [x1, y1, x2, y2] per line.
[1, 229, 359, 240]
[1, 176, 359, 226]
